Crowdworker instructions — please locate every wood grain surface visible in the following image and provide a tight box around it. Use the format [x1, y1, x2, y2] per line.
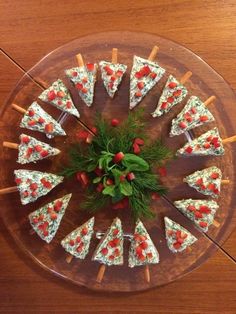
[1, 0, 236, 313]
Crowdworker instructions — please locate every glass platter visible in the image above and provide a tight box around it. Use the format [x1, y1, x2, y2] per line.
[0, 31, 236, 292]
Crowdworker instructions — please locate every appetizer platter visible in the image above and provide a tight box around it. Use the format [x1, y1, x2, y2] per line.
[0, 32, 236, 292]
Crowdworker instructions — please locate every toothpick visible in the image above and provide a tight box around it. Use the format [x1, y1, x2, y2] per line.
[144, 265, 150, 283]
[112, 48, 118, 64]
[12, 103, 27, 114]
[222, 135, 236, 144]
[66, 254, 73, 264]
[76, 53, 84, 67]
[148, 46, 159, 61]
[180, 71, 192, 84]
[204, 96, 216, 106]
[0, 186, 18, 195]
[96, 264, 106, 283]
[3, 142, 19, 149]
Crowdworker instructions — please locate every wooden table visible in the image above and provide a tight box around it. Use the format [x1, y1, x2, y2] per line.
[1, 1, 236, 312]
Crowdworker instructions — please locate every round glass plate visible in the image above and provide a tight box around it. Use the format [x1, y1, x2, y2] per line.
[1, 31, 236, 292]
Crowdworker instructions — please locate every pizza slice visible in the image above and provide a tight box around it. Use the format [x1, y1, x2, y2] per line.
[14, 169, 64, 205]
[61, 217, 95, 259]
[99, 61, 127, 98]
[17, 134, 60, 164]
[152, 74, 188, 117]
[20, 102, 66, 137]
[164, 217, 197, 253]
[174, 199, 219, 232]
[183, 166, 222, 198]
[128, 219, 159, 268]
[65, 63, 97, 107]
[38, 79, 80, 118]
[29, 194, 72, 243]
[129, 56, 165, 109]
[176, 127, 224, 156]
[170, 96, 215, 137]
[92, 217, 123, 266]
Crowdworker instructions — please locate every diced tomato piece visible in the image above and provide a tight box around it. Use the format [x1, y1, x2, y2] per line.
[40, 150, 49, 158]
[30, 183, 38, 191]
[76, 236, 81, 243]
[211, 172, 219, 179]
[43, 230, 49, 237]
[167, 96, 174, 103]
[15, 178, 22, 185]
[200, 184, 206, 190]
[87, 63, 95, 71]
[31, 190, 37, 197]
[167, 229, 173, 236]
[109, 255, 115, 260]
[28, 120, 36, 126]
[114, 248, 120, 257]
[57, 91, 65, 98]
[81, 227, 88, 236]
[54, 200, 63, 212]
[50, 213, 57, 220]
[150, 72, 157, 79]
[173, 89, 182, 97]
[142, 65, 151, 76]
[44, 123, 54, 133]
[179, 121, 187, 129]
[110, 76, 116, 82]
[41, 179, 52, 189]
[173, 242, 181, 249]
[111, 118, 120, 127]
[135, 71, 143, 79]
[23, 191, 29, 197]
[82, 77, 88, 83]
[69, 239, 75, 246]
[106, 178, 114, 186]
[76, 246, 83, 253]
[137, 81, 144, 90]
[116, 70, 123, 77]
[191, 107, 197, 114]
[47, 90, 56, 101]
[187, 205, 196, 212]
[177, 237, 184, 244]
[168, 82, 177, 89]
[34, 145, 42, 152]
[185, 115, 193, 122]
[104, 65, 113, 75]
[196, 178, 203, 185]
[108, 82, 114, 89]
[72, 71, 78, 77]
[28, 109, 35, 117]
[134, 138, 145, 146]
[38, 117, 45, 124]
[21, 136, 30, 144]
[96, 183, 104, 193]
[32, 217, 39, 224]
[140, 241, 148, 250]
[47, 207, 53, 213]
[195, 211, 203, 219]
[113, 228, 119, 236]
[135, 91, 142, 98]
[66, 101, 72, 109]
[81, 87, 88, 93]
[112, 238, 120, 247]
[161, 102, 168, 109]
[214, 188, 219, 194]
[199, 205, 211, 214]
[203, 142, 211, 149]
[75, 83, 83, 90]
[135, 246, 143, 256]
[207, 183, 216, 191]
[101, 248, 108, 255]
[133, 142, 141, 154]
[185, 146, 193, 154]
[199, 221, 208, 228]
[207, 136, 213, 142]
[200, 115, 208, 122]
[127, 172, 135, 181]
[214, 142, 221, 148]
[147, 252, 153, 259]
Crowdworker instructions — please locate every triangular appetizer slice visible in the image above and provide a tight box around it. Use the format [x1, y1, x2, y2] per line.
[164, 217, 197, 253]
[92, 217, 123, 266]
[128, 219, 159, 268]
[29, 194, 72, 243]
[14, 169, 64, 205]
[184, 166, 222, 198]
[65, 63, 97, 107]
[38, 79, 80, 118]
[152, 75, 188, 117]
[177, 127, 224, 156]
[61, 217, 95, 259]
[18, 134, 60, 164]
[99, 61, 127, 98]
[20, 102, 66, 137]
[170, 96, 215, 137]
[130, 56, 165, 109]
[174, 199, 219, 232]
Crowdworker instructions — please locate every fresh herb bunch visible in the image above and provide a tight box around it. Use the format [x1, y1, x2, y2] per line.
[62, 109, 173, 219]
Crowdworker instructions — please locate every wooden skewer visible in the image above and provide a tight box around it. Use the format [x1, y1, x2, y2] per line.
[112, 48, 118, 64]
[222, 135, 236, 144]
[221, 179, 230, 184]
[148, 45, 159, 61]
[0, 186, 18, 195]
[180, 71, 192, 84]
[204, 95, 216, 106]
[12, 103, 27, 114]
[144, 265, 150, 283]
[213, 220, 220, 228]
[96, 264, 106, 283]
[76, 53, 84, 67]
[66, 254, 74, 264]
[3, 142, 19, 149]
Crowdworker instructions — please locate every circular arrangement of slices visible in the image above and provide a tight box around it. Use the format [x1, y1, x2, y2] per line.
[1, 43, 234, 287]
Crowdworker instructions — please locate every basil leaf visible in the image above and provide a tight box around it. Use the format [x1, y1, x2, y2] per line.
[122, 153, 149, 171]
[93, 177, 101, 184]
[111, 168, 123, 185]
[120, 180, 133, 196]
[102, 185, 116, 197]
[112, 189, 124, 203]
[87, 162, 97, 172]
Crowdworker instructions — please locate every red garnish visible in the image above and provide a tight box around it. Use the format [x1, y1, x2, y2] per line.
[187, 205, 196, 212]
[133, 142, 141, 154]
[104, 65, 113, 75]
[161, 102, 168, 110]
[116, 70, 123, 77]
[101, 248, 108, 255]
[173, 242, 181, 250]
[21, 136, 30, 144]
[199, 205, 211, 214]
[179, 121, 187, 129]
[142, 65, 151, 76]
[199, 221, 208, 228]
[31, 191, 37, 198]
[38, 117, 45, 124]
[54, 200, 63, 212]
[81, 227, 88, 236]
[69, 240, 75, 246]
[158, 167, 167, 177]
[15, 178, 22, 185]
[113, 152, 124, 163]
[32, 217, 39, 224]
[127, 172, 135, 181]
[135, 91, 142, 98]
[110, 76, 116, 82]
[28, 109, 35, 117]
[173, 90, 182, 97]
[47, 90, 56, 101]
[207, 183, 216, 191]
[167, 96, 174, 103]
[195, 211, 203, 219]
[114, 248, 120, 257]
[214, 188, 219, 194]
[94, 167, 103, 177]
[40, 150, 49, 158]
[106, 178, 114, 186]
[57, 91, 65, 98]
[43, 230, 49, 237]
[119, 175, 126, 182]
[86, 63, 95, 71]
[200, 115, 208, 122]
[50, 213, 57, 220]
[168, 82, 177, 89]
[140, 241, 148, 250]
[203, 142, 211, 149]
[81, 87, 88, 94]
[75, 83, 83, 90]
[109, 255, 115, 260]
[28, 120, 36, 126]
[26, 147, 33, 157]
[35, 145, 42, 152]
[82, 77, 88, 83]
[151, 192, 160, 200]
[196, 178, 203, 185]
[211, 172, 219, 179]
[72, 71, 78, 77]
[47, 207, 53, 213]
[150, 72, 157, 79]
[96, 183, 104, 193]
[30, 183, 38, 191]
[66, 101, 72, 109]
[147, 252, 153, 259]
[135, 246, 143, 256]
[41, 179, 52, 189]
[191, 107, 197, 114]
[44, 123, 54, 134]
[111, 118, 120, 127]
[76, 236, 81, 243]
[113, 228, 119, 236]
[137, 81, 144, 90]
[134, 138, 144, 146]
[185, 146, 193, 154]
[23, 191, 29, 197]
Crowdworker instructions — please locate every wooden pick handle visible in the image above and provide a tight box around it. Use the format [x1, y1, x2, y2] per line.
[3, 141, 19, 149]
[112, 48, 118, 64]
[180, 71, 192, 84]
[12, 103, 27, 114]
[96, 264, 106, 283]
[213, 220, 220, 228]
[144, 265, 150, 283]
[76, 53, 84, 67]
[204, 96, 216, 106]
[221, 179, 230, 184]
[0, 186, 18, 195]
[222, 135, 236, 144]
[66, 254, 73, 264]
[148, 45, 159, 61]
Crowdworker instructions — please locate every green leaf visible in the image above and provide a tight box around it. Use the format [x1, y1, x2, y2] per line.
[87, 162, 97, 172]
[120, 180, 133, 196]
[93, 177, 101, 184]
[122, 153, 149, 171]
[102, 185, 116, 197]
[112, 188, 124, 203]
[111, 168, 123, 185]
